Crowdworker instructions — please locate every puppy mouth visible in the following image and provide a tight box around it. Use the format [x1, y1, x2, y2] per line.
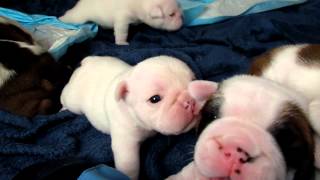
[180, 114, 201, 133]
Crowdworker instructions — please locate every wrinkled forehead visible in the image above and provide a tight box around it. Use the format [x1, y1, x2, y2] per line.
[156, 0, 180, 9]
[128, 59, 194, 91]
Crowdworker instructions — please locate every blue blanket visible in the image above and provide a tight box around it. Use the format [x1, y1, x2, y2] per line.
[1, 0, 320, 179]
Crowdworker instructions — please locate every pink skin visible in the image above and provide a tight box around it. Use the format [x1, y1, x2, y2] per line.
[145, 0, 183, 31]
[125, 78, 217, 135]
[119, 58, 218, 135]
[189, 80, 218, 102]
[158, 80, 218, 134]
[194, 118, 285, 180]
[159, 90, 198, 134]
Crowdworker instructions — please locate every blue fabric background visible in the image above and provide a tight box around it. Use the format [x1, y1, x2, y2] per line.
[1, 0, 320, 179]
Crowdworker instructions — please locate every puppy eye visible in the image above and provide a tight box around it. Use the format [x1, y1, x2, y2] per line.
[169, 12, 176, 17]
[149, 95, 161, 103]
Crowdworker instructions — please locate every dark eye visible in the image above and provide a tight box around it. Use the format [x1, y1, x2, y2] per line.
[149, 95, 161, 103]
[169, 12, 176, 17]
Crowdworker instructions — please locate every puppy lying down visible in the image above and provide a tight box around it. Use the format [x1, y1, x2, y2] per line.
[0, 16, 70, 117]
[167, 75, 314, 180]
[250, 44, 320, 170]
[59, 0, 183, 45]
[60, 55, 215, 179]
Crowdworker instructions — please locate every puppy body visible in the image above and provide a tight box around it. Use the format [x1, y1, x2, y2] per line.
[167, 75, 314, 180]
[59, 0, 183, 45]
[250, 44, 320, 101]
[60, 55, 214, 179]
[0, 16, 71, 117]
[250, 44, 320, 168]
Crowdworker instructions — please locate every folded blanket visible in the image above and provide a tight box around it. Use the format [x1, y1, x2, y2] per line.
[0, 7, 98, 60]
[178, 0, 307, 26]
[1, 0, 320, 179]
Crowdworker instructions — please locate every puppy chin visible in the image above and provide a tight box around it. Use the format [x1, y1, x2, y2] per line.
[155, 115, 199, 135]
[161, 18, 183, 31]
[146, 17, 182, 31]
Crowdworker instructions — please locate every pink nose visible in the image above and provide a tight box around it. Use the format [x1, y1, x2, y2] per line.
[183, 99, 195, 112]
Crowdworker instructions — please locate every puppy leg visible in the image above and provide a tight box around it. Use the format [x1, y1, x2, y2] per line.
[309, 99, 320, 135]
[114, 16, 130, 45]
[111, 134, 139, 180]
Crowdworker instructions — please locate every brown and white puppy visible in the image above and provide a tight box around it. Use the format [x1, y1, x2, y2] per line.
[60, 55, 215, 179]
[250, 44, 320, 169]
[59, 0, 183, 45]
[167, 75, 314, 180]
[0, 16, 71, 117]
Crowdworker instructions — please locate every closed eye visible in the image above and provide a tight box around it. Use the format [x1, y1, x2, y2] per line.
[169, 12, 176, 17]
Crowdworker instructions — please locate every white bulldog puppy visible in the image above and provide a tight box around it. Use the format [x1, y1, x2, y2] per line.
[167, 75, 315, 180]
[60, 55, 215, 179]
[59, 0, 183, 45]
[250, 44, 320, 169]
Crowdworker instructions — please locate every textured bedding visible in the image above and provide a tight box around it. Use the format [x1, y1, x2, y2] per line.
[1, 0, 320, 179]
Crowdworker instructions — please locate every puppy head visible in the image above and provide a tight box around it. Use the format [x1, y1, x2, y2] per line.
[116, 56, 216, 134]
[141, 0, 183, 31]
[194, 117, 286, 180]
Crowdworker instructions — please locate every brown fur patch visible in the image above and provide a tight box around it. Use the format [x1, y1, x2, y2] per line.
[249, 47, 285, 76]
[298, 44, 320, 66]
[277, 102, 314, 146]
[269, 102, 315, 180]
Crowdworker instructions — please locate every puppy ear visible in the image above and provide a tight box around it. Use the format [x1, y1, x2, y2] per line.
[269, 102, 315, 180]
[149, 6, 164, 19]
[115, 80, 128, 101]
[188, 80, 218, 101]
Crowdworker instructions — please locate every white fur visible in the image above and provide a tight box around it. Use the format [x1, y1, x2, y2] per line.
[261, 45, 320, 134]
[220, 75, 308, 129]
[59, 0, 183, 45]
[167, 75, 308, 180]
[60, 55, 212, 179]
[0, 63, 15, 87]
[258, 44, 320, 169]
[262, 45, 320, 101]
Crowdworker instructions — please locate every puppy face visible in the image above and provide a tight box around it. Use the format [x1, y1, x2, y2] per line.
[194, 117, 286, 180]
[117, 56, 214, 134]
[194, 75, 315, 180]
[144, 0, 183, 31]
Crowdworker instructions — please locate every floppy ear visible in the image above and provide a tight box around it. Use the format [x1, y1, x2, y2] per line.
[115, 80, 128, 101]
[269, 103, 315, 180]
[149, 6, 164, 19]
[188, 80, 218, 102]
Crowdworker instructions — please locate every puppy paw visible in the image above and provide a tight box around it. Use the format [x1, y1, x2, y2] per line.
[115, 41, 129, 46]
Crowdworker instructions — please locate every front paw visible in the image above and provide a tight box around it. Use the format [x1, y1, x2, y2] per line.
[116, 40, 129, 46]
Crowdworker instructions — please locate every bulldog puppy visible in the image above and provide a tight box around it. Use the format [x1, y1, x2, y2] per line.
[167, 75, 314, 180]
[0, 16, 71, 117]
[60, 55, 215, 179]
[250, 44, 320, 169]
[59, 0, 183, 45]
